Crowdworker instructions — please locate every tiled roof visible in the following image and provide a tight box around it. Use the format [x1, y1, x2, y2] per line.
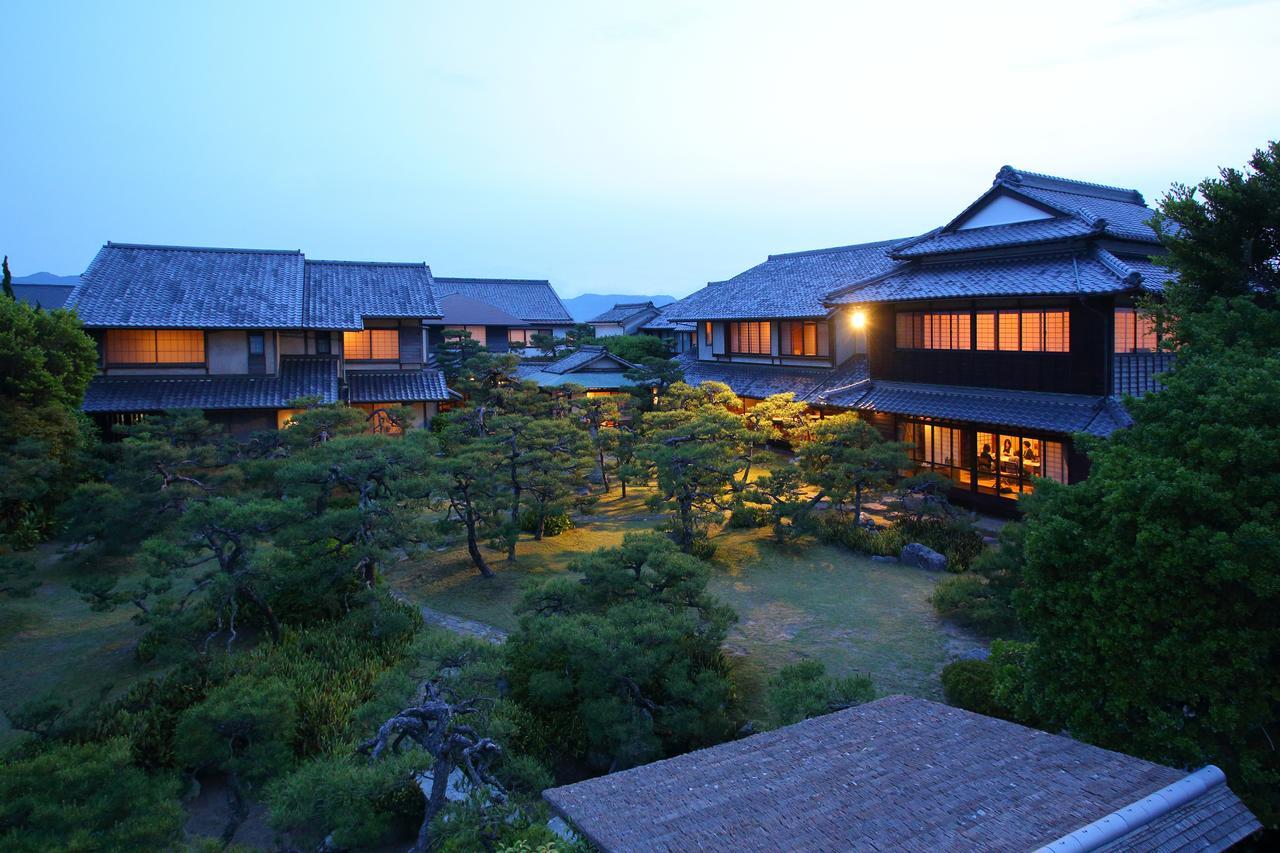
[302, 260, 439, 329]
[433, 277, 573, 324]
[1012, 184, 1162, 243]
[890, 218, 1098, 258]
[428, 293, 527, 327]
[640, 303, 696, 332]
[826, 248, 1137, 306]
[1110, 253, 1177, 293]
[589, 302, 656, 323]
[674, 352, 869, 402]
[70, 243, 305, 328]
[82, 355, 338, 412]
[514, 368, 636, 389]
[346, 368, 452, 402]
[817, 379, 1125, 436]
[549, 346, 636, 374]
[544, 695, 1260, 853]
[666, 239, 905, 321]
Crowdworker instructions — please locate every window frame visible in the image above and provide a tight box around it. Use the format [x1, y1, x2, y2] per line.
[104, 328, 206, 366]
[895, 308, 1069, 353]
[728, 320, 772, 355]
[343, 329, 401, 361]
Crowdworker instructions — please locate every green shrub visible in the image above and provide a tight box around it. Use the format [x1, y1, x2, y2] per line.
[765, 660, 874, 728]
[930, 574, 1019, 638]
[82, 662, 218, 769]
[0, 738, 184, 852]
[940, 659, 1001, 718]
[989, 639, 1040, 727]
[891, 517, 986, 572]
[811, 513, 903, 557]
[686, 534, 718, 561]
[726, 502, 769, 529]
[519, 509, 574, 537]
[174, 676, 298, 786]
[268, 751, 424, 850]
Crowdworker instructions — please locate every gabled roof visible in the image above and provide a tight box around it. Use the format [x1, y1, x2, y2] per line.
[433, 277, 573, 325]
[825, 247, 1158, 306]
[889, 217, 1099, 259]
[541, 345, 638, 375]
[82, 355, 338, 412]
[302, 259, 440, 330]
[544, 695, 1260, 853]
[589, 301, 657, 323]
[346, 368, 453, 402]
[70, 243, 306, 328]
[666, 239, 905, 321]
[515, 346, 641, 389]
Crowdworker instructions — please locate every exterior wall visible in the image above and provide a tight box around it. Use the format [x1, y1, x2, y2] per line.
[866, 297, 1110, 395]
[832, 308, 866, 363]
[956, 194, 1054, 230]
[593, 323, 625, 337]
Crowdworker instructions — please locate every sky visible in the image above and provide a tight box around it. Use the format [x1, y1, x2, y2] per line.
[3, 0, 1278, 298]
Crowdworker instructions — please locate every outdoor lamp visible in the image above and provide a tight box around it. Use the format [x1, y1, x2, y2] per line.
[850, 308, 867, 330]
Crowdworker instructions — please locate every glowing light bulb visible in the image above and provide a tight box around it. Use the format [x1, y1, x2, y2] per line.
[850, 309, 867, 330]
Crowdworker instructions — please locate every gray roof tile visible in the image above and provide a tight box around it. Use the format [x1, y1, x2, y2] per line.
[666, 239, 906, 321]
[303, 259, 440, 329]
[640, 303, 696, 332]
[589, 302, 657, 323]
[433, 277, 573, 324]
[70, 243, 305, 328]
[82, 355, 338, 412]
[544, 695, 1259, 853]
[346, 368, 451, 402]
[890, 218, 1098, 258]
[674, 352, 868, 402]
[535, 345, 638, 375]
[826, 248, 1135, 306]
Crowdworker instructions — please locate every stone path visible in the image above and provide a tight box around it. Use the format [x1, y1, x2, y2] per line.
[390, 590, 508, 644]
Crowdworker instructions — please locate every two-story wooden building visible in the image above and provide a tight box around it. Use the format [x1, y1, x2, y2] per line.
[68, 242, 457, 435]
[427, 277, 575, 354]
[667, 167, 1174, 511]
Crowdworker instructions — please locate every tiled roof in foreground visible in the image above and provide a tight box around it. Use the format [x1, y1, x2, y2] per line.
[433, 277, 573, 324]
[544, 695, 1259, 853]
[82, 355, 338, 412]
[346, 369, 452, 403]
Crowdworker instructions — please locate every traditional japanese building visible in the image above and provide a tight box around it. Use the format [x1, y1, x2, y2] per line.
[428, 277, 575, 354]
[667, 167, 1174, 510]
[68, 243, 457, 435]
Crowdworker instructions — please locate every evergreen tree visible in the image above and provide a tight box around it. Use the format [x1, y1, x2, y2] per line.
[798, 413, 909, 523]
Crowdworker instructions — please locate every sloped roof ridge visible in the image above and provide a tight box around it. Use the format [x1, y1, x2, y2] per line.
[767, 236, 905, 261]
[1092, 246, 1140, 285]
[105, 241, 301, 255]
[306, 258, 429, 268]
[997, 166, 1145, 205]
[434, 276, 552, 284]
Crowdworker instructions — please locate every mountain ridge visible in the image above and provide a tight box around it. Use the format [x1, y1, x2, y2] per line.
[562, 293, 675, 322]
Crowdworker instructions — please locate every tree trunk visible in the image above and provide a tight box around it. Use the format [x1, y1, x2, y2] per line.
[535, 510, 546, 541]
[598, 446, 611, 491]
[853, 484, 863, 528]
[412, 758, 454, 853]
[464, 511, 494, 578]
[620, 477, 627, 499]
[507, 485, 521, 561]
[237, 583, 282, 645]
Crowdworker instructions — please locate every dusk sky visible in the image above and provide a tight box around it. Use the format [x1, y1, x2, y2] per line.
[4, 0, 1278, 297]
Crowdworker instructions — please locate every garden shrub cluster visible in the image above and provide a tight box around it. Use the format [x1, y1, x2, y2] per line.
[765, 660, 874, 728]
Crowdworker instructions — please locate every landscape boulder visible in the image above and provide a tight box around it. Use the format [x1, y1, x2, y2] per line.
[900, 542, 948, 572]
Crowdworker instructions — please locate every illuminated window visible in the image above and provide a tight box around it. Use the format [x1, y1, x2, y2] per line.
[998, 312, 1020, 351]
[344, 329, 400, 360]
[976, 312, 996, 350]
[729, 321, 771, 354]
[703, 321, 713, 346]
[1044, 311, 1069, 352]
[1021, 311, 1042, 351]
[779, 320, 826, 356]
[1114, 307, 1158, 352]
[508, 328, 542, 347]
[895, 312, 971, 350]
[106, 329, 204, 364]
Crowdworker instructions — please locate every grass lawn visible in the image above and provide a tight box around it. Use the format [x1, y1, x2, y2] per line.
[385, 488, 984, 717]
[0, 546, 166, 750]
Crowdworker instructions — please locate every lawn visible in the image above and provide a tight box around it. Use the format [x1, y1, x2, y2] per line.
[384, 488, 985, 717]
[0, 546, 166, 749]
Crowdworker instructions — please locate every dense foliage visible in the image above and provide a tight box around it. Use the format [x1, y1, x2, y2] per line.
[764, 660, 874, 728]
[596, 332, 670, 363]
[1002, 143, 1280, 826]
[0, 293, 98, 547]
[507, 533, 738, 771]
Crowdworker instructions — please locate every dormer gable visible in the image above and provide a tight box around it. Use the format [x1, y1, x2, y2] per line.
[954, 192, 1057, 230]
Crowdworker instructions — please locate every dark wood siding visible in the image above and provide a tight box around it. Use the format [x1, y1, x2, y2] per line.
[867, 297, 1110, 395]
[399, 325, 424, 364]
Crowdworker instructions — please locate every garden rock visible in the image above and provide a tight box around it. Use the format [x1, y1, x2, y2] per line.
[900, 542, 948, 572]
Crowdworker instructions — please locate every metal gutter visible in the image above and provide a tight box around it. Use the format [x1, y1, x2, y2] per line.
[1035, 765, 1227, 853]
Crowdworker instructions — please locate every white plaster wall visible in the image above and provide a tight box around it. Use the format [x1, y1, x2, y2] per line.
[956, 195, 1054, 230]
[207, 331, 247, 374]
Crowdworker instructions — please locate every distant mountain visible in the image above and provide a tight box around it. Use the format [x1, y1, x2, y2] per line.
[13, 272, 80, 284]
[562, 293, 676, 322]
